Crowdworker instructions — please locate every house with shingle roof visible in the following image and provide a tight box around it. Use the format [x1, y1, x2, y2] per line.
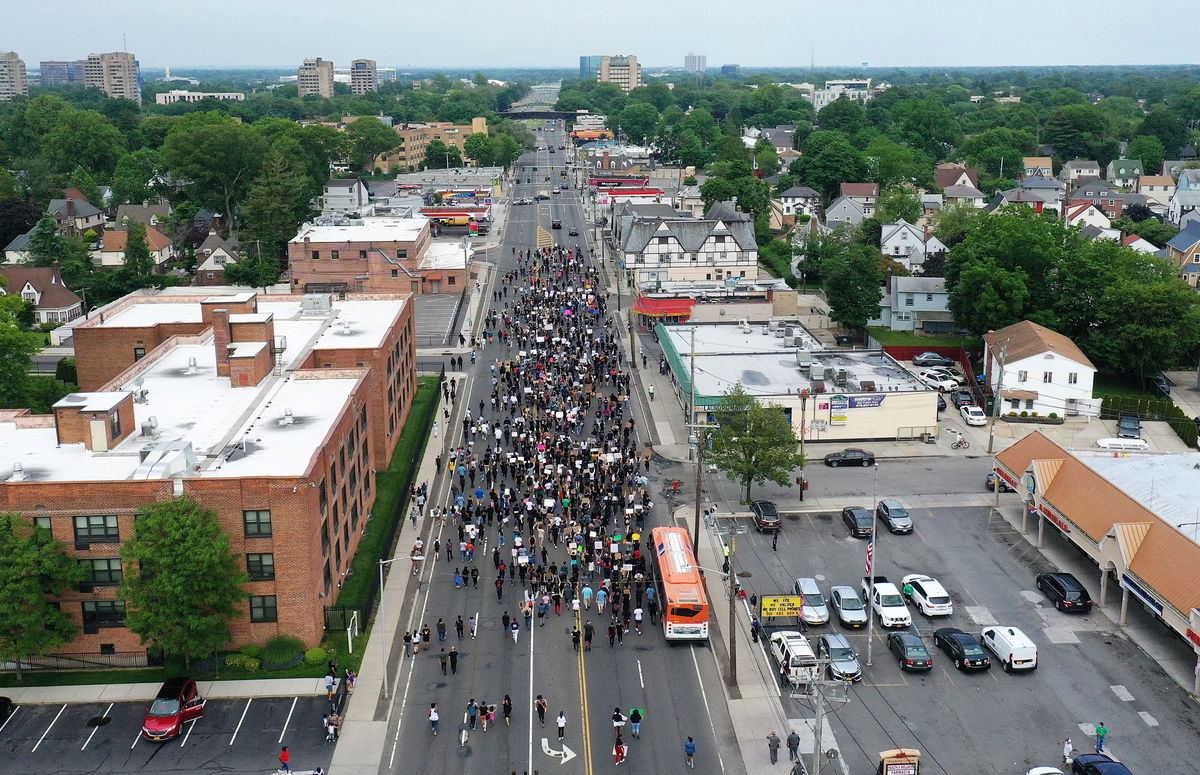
[618, 200, 759, 284]
[1106, 158, 1144, 189]
[1023, 156, 1054, 178]
[114, 199, 173, 229]
[868, 275, 954, 333]
[1136, 175, 1175, 208]
[96, 226, 176, 269]
[1168, 189, 1200, 229]
[1059, 159, 1101, 184]
[933, 163, 979, 190]
[1069, 178, 1151, 220]
[880, 219, 947, 271]
[825, 195, 867, 229]
[3, 229, 35, 263]
[195, 230, 241, 286]
[983, 320, 1100, 418]
[839, 183, 878, 215]
[1165, 221, 1200, 287]
[47, 197, 104, 237]
[942, 183, 987, 208]
[0, 264, 83, 324]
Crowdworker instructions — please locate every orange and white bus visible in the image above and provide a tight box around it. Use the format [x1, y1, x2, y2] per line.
[650, 526, 710, 641]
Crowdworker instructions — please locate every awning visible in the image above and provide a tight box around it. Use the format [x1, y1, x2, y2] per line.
[1002, 389, 1039, 400]
[913, 310, 955, 322]
[633, 297, 694, 317]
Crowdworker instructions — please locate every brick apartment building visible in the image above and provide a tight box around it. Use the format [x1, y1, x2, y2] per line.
[0, 288, 417, 656]
[375, 117, 488, 173]
[287, 217, 467, 294]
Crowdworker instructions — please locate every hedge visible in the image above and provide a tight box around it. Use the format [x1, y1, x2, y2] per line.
[1098, 394, 1198, 448]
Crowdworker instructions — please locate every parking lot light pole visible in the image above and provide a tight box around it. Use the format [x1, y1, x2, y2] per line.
[865, 463, 880, 667]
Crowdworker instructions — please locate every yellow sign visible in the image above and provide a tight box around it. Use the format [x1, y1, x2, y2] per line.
[759, 595, 804, 618]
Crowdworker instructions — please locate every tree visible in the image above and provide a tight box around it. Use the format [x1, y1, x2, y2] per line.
[0, 295, 37, 407]
[119, 496, 249, 667]
[162, 122, 268, 230]
[706, 384, 805, 503]
[463, 132, 495, 166]
[947, 261, 1032, 335]
[1120, 203, 1155, 223]
[1138, 110, 1190, 157]
[344, 117, 399, 171]
[41, 108, 129, 176]
[111, 149, 165, 206]
[1089, 279, 1200, 377]
[25, 214, 70, 267]
[1043, 105, 1118, 166]
[822, 243, 884, 329]
[0, 198, 42, 251]
[876, 187, 922, 223]
[237, 150, 309, 272]
[933, 202, 985, 248]
[864, 135, 930, 188]
[614, 103, 660, 145]
[0, 513, 86, 680]
[890, 98, 961, 162]
[790, 131, 866, 201]
[817, 98, 869, 135]
[1127, 135, 1165, 178]
[422, 138, 461, 169]
[492, 134, 522, 168]
[68, 166, 102, 209]
[121, 221, 155, 278]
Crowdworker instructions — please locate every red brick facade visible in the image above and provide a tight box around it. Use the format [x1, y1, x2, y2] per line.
[287, 221, 468, 294]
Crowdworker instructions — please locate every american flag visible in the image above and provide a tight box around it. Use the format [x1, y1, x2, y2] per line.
[865, 536, 875, 574]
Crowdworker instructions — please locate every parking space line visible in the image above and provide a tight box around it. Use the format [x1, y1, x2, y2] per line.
[229, 698, 252, 746]
[0, 704, 19, 734]
[941, 667, 956, 686]
[130, 725, 143, 749]
[180, 717, 198, 747]
[81, 703, 114, 750]
[278, 697, 298, 744]
[31, 704, 67, 752]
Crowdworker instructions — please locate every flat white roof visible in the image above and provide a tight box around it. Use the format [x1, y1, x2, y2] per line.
[420, 241, 469, 270]
[1079, 451, 1200, 545]
[53, 391, 128, 413]
[290, 217, 426, 244]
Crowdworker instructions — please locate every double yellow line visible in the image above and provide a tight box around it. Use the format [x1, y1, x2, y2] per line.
[576, 605, 593, 775]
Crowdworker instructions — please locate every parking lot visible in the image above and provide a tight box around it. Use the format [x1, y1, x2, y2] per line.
[412, 292, 464, 348]
[721, 499, 1198, 774]
[0, 695, 332, 774]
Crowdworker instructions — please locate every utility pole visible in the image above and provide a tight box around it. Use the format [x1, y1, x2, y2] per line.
[797, 389, 809, 501]
[986, 339, 1009, 454]
[812, 681, 826, 775]
[726, 538, 738, 687]
[688, 328, 719, 558]
[865, 463, 880, 667]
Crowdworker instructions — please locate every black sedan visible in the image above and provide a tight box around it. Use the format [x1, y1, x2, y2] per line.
[824, 448, 875, 467]
[841, 506, 873, 538]
[950, 390, 974, 408]
[568, 227, 579, 236]
[887, 632, 933, 671]
[912, 351, 956, 367]
[985, 472, 1016, 493]
[1072, 753, 1134, 775]
[933, 627, 991, 671]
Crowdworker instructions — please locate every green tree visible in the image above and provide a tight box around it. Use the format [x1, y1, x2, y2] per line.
[790, 131, 866, 201]
[119, 496, 249, 667]
[1138, 110, 1190, 156]
[0, 295, 37, 406]
[162, 122, 268, 230]
[111, 149, 165, 206]
[121, 221, 155, 278]
[491, 134, 522, 168]
[26, 215, 70, 267]
[822, 243, 884, 329]
[1089, 279, 1200, 377]
[933, 202, 985, 248]
[948, 261, 1032, 335]
[817, 98, 869, 135]
[68, 166, 103, 209]
[754, 145, 780, 175]
[0, 198, 42, 251]
[1043, 105, 1119, 166]
[890, 98, 961, 161]
[41, 108, 128, 175]
[1127, 135, 1165, 177]
[706, 384, 805, 503]
[0, 513, 87, 680]
[344, 117, 399, 171]
[875, 187, 922, 223]
[614, 102, 660, 145]
[238, 150, 310, 269]
[864, 135, 930, 188]
[463, 132, 495, 166]
[423, 138, 460, 169]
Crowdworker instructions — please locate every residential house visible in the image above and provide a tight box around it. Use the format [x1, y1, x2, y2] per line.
[1167, 189, 1200, 229]
[986, 189, 1052, 214]
[0, 264, 83, 324]
[96, 226, 175, 269]
[760, 125, 796, 154]
[920, 193, 943, 219]
[618, 200, 760, 285]
[1059, 160, 1100, 184]
[1065, 202, 1111, 231]
[774, 186, 822, 220]
[1106, 159, 1144, 189]
[825, 195, 867, 228]
[1068, 178, 1150, 220]
[779, 148, 801, 167]
[114, 200, 172, 230]
[1135, 175, 1175, 208]
[1023, 156, 1054, 178]
[1165, 222, 1200, 287]
[868, 276, 955, 334]
[47, 197, 104, 238]
[320, 178, 373, 215]
[194, 230, 240, 286]
[880, 219, 947, 272]
[1120, 234, 1160, 254]
[942, 184, 986, 209]
[983, 320, 1100, 418]
[675, 185, 706, 218]
[1161, 159, 1189, 178]
[840, 183, 878, 215]
[1017, 176, 1065, 212]
[1177, 169, 1200, 192]
[3, 229, 33, 263]
[933, 163, 979, 190]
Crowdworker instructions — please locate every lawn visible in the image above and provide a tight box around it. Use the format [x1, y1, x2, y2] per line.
[1093, 371, 1153, 399]
[867, 327, 979, 349]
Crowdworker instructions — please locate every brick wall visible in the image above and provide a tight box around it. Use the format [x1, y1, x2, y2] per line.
[75, 323, 209, 390]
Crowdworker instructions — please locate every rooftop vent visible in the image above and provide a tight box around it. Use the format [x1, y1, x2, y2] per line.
[186, 357, 198, 375]
[279, 407, 296, 426]
[10, 463, 26, 482]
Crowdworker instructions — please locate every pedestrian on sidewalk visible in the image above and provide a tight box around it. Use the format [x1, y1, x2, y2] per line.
[767, 730, 782, 764]
[324, 673, 336, 701]
[449, 646, 459, 674]
[469, 615, 477, 638]
[683, 737, 696, 768]
[278, 746, 291, 773]
[787, 730, 800, 761]
[1062, 737, 1074, 766]
[428, 703, 440, 735]
[790, 760, 807, 775]
[648, 385, 655, 401]
[1095, 722, 1108, 753]
[772, 531, 779, 552]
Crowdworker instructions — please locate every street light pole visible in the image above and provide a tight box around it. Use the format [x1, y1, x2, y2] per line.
[797, 389, 809, 501]
[865, 463, 880, 667]
[377, 555, 407, 698]
[726, 539, 738, 687]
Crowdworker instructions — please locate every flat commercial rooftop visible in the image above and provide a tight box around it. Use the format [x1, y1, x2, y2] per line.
[420, 241, 469, 270]
[1081, 451, 1200, 544]
[290, 217, 426, 244]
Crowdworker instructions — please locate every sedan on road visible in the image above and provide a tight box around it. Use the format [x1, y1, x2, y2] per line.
[901, 574, 954, 616]
[829, 585, 868, 628]
[824, 448, 875, 467]
[960, 405, 988, 426]
[1036, 572, 1095, 613]
[568, 227, 579, 236]
[912, 352, 956, 367]
[950, 390, 975, 408]
[887, 631, 933, 671]
[985, 472, 1017, 492]
[875, 499, 913, 534]
[918, 369, 958, 391]
[749, 500, 782, 532]
[817, 633, 862, 681]
[841, 506, 874, 538]
[933, 627, 991, 671]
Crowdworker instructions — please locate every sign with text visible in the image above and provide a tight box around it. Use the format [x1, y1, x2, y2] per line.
[829, 395, 849, 426]
[759, 595, 804, 618]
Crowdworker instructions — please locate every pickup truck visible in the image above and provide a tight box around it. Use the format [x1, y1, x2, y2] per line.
[1117, 412, 1141, 439]
[861, 576, 912, 628]
[768, 631, 818, 687]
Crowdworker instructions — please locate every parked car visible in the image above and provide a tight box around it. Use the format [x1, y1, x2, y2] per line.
[1071, 753, 1134, 775]
[861, 576, 912, 628]
[769, 631, 818, 687]
[900, 574, 953, 616]
[887, 631, 933, 671]
[939, 366, 968, 385]
[0, 696, 11, 724]
[142, 677, 205, 741]
[875, 499, 913, 534]
[933, 627, 991, 671]
[829, 585, 868, 628]
[1149, 374, 1171, 398]
[913, 352, 956, 367]
[937, 394, 946, 411]
[918, 369, 958, 391]
[980, 625, 1038, 672]
[841, 506, 874, 538]
[985, 472, 1017, 492]
[1116, 412, 1141, 439]
[824, 448, 875, 467]
[1026, 769, 1065, 775]
[817, 633, 862, 681]
[960, 405, 988, 426]
[749, 500, 782, 533]
[1036, 572, 1094, 613]
[793, 577, 830, 625]
[950, 390, 974, 408]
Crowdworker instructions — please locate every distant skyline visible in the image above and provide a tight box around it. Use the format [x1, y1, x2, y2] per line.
[7, 0, 1199, 70]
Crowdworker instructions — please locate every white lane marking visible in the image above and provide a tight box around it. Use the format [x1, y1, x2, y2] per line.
[179, 716, 198, 747]
[472, 610, 479, 639]
[1139, 711, 1159, 727]
[0, 705, 20, 734]
[31, 704, 67, 752]
[130, 727, 142, 749]
[963, 605, 997, 626]
[278, 697, 298, 743]
[693, 646, 727, 775]
[637, 659, 644, 689]
[81, 703, 113, 750]
[1110, 685, 1134, 702]
[229, 698, 252, 746]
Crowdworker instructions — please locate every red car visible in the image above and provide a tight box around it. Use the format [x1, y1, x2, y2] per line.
[142, 677, 205, 740]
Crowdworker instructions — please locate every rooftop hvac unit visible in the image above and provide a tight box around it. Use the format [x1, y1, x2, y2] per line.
[796, 350, 813, 371]
[300, 294, 334, 315]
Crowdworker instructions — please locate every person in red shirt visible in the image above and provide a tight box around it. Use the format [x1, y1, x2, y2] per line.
[278, 745, 290, 773]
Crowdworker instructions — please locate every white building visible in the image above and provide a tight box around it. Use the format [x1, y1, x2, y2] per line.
[350, 59, 378, 95]
[320, 178, 373, 216]
[155, 90, 245, 105]
[809, 78, 874, 112]
[0, 51, 28, 100]
[984, 320, 1100, 418]
[597, 55, 642, 92]
[880, 220, 947, 272]
[684, 53, 706, 73]
[618, 201, 759, 285]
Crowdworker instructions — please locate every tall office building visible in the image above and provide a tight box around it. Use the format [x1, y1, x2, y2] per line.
[597, 55, 641, 92]
[684, 53, 706, 73]
[39, 60, 88, 85]
[579, 55, 603, 80]
[84, 52, 141, 104]
[720, 64, 741, 76]
[298, 57, 335, 98]
[0, 52, 28, 100]
[350, 59, 378, 95]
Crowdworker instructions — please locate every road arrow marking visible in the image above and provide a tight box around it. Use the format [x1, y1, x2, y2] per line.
[542, 737, 577, 765]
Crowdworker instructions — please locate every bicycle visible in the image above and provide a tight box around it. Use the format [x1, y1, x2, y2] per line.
[951, 438, 970, 450]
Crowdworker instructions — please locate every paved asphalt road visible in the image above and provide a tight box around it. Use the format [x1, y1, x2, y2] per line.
[380, 121, 740, 775]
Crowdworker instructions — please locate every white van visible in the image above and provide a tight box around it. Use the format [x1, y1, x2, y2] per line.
[1096, 437, 1150, 452]
[980, 625, 1038, 672]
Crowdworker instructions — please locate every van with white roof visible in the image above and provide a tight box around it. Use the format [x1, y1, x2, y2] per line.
[980, 625, 1038, 672]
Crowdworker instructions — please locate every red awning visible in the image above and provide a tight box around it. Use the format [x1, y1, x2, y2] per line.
[633, 297, 694, 317]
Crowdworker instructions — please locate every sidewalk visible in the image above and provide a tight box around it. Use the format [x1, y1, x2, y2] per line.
[4, 677, 325, 705]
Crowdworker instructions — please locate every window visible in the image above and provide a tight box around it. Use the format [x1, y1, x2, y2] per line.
[110, 410, 121, 438]
[34, 515, 52, 531]
[1025, 399, 1035, 410]
[448, 276, 456, 286]
[82, 557, 123, 585]
[243, 509, 272, 538]
[1043, 371, 1053, 383]
[358, 250, 368, 260]
[905, 296, 914, 306]
[247, 553, 276, 581]
[1017, 370, 1028, 383]
[926, 294, 933, 301]
[319, 479, 328, 515]
[82, 600, 126, 629]
[250, 595, 278, 623]
[311, 250, 319, 260]
[396, 249, 408, 259]
[656, 236, 669, 244]
[74, 515, 118, 543]
[391, 269, 399, 277]
[331, 250, 340, 260]
[1068, 372, 1078, 384]
[133, 347, 146, 360]
[322, 520, 331, 555]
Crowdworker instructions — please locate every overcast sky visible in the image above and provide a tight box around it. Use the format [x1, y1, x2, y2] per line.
[8, 0, 1198, 70]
